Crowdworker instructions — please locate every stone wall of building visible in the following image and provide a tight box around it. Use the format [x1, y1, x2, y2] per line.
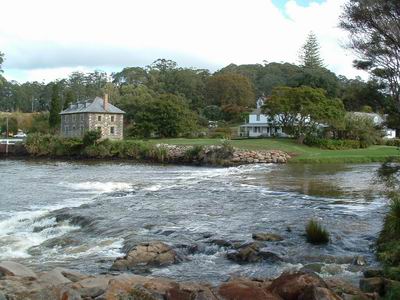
[61, 113, 89, 138]
[88, 113, 123, 140]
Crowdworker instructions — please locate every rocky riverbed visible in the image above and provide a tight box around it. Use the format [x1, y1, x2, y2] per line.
[0, 259, 383, 300]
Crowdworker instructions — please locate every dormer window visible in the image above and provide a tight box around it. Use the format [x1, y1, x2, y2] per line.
[256, 114, 260, 121]
[111, 115, 115, 122]
[98, 115, 102, 122]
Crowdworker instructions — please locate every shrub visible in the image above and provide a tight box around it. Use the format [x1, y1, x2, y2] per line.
[304, 136, 361, 150]
[305, 219, 330, 244]
[386, 139, 400, 147]
[82, 130, 101, 146]
[209, 127, 232, 139]
[184, 145, 204, 160]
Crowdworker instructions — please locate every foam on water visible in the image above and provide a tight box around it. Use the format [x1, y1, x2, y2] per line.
[0, 211, 79, 259]
[63, 181, 133, 194]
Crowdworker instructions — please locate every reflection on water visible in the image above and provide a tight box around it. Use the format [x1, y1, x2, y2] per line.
[0, 159, 387, 284]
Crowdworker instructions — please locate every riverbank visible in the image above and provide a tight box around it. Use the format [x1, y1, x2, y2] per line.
[150, 138, 400, 164]
[0, 260, 378, 300]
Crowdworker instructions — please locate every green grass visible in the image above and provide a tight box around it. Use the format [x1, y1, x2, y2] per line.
[305, 219, 330, 245]
[138, 137, 400, 163]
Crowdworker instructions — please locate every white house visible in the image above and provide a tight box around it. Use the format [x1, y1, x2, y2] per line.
[239, 97, 284, 138]
[351, 112, 396, 139]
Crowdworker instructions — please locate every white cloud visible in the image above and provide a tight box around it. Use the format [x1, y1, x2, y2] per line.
[0, 0, 367, 82]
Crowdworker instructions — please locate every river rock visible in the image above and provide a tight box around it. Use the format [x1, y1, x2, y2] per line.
[299, 286, 342, 300]
[0, 261, 37, 279]
[74, 276, 111, 298]
[363, 268, 384, 278]
[217, 278, 279, 300]
[111, 241, 179, 271]
[353, 255, 367, 266]
[268, 271, 328, 300]
[252, 233, 283, 242]
[226, 242, 262, 263]
[38, 268, 72, 287]
[359, 277, 384, 295]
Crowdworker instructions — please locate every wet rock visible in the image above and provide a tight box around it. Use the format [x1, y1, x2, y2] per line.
[74, 276, 110, 298]
[226, 242, 262, 263]
[56, 268, 89, 283]
[301, 263, 324, 273]
[299, 286, 342, 300]
[38, 268, 72, 286]
[353, 256, 367, 266]
[252, 233, 283, 242]
[259, 248, 283, 262]
[363, 268, 384, 278]
[268, 271, 328, 300]
[0, 261, 37, 279]
[217, 278, 279, 300]
[359, 277, 384, 295]
[209, 239, 233, 248]
[167, 282, 217, 300]
[111, 241, 179, 271]
[56, 287, 82, 300]
[129, 284, 165, 300]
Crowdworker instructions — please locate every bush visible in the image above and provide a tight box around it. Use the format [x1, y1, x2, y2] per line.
[306, 219, 330, 244]
[184, 145, 204, 160]
[386, 139, 400, 147]
[208, 127, 232, 139]
[83, 130, 101, 146]
[304, 136, 361, 150]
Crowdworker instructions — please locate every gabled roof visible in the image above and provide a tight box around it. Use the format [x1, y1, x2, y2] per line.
[60, 97, 125, 115]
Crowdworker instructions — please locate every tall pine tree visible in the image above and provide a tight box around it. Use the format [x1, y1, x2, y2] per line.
[299, 32, 324, 69]
[49, 83, 61, 129]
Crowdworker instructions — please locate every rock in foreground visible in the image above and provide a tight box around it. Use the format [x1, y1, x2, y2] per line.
[0, 261, 378, 300]
[111, 241, 179, 271]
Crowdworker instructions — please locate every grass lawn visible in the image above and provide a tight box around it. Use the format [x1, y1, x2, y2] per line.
[144, 138, 400, 163]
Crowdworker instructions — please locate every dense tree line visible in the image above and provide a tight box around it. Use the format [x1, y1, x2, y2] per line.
[0, 35, 397, 137]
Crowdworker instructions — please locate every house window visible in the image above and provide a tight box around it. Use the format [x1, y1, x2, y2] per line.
[64, 126, 69, 133]
[72, 125, 76, 131]
[256, 114, 260, 121]
[111, 115, 115, 122]
[110, 126, 115, 134]
[98, 115, 102, 122]
[80, 114, 84, 121]
[72, 115, 76, 122]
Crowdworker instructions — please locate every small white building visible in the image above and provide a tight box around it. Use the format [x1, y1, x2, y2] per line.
[351, 112, 396, 139]
[239, 97, 284, 138]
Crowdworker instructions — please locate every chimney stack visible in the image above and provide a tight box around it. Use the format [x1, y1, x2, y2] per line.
[103, 94, 109, 111]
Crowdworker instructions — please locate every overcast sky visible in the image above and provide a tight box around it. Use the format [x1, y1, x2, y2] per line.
[0, 0, 367, 83]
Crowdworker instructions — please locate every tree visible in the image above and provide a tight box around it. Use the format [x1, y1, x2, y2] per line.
[63, 90, 75, 109]
[132, 94, 198, 138]
[206, 73, 255, 120]
[49, 83, 61, 129]
[340, 0, 400, 107]
[264, 86, 345, 142]
[0, 51, 4, 73]
[299, 32, 324, 69]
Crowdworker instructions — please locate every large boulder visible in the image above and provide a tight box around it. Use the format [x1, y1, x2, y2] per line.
[252, 233, 283, 242]
[299, 286, 342, 300]
[217, 278, 280, 300]
[268, 271, 328, 300]
[0, 261, 37, 279]
[111, 241, 179, 271]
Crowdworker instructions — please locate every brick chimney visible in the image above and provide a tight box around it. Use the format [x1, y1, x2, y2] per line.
[103, 94, 109, 111]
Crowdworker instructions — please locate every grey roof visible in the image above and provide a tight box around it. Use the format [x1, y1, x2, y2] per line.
[60, 97, 125, 115]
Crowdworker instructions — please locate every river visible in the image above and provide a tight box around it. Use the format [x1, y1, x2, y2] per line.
[0, 159, 387, 285]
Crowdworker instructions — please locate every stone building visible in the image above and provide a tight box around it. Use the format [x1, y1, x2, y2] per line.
[60, 95, 125, 140]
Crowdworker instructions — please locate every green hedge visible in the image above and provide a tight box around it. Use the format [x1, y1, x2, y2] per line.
[304, 136, 361, 150]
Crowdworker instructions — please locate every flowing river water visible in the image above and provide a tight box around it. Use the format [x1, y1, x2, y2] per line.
[0, 159, 387, 285]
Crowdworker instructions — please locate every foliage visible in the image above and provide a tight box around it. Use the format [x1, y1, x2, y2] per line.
[30, 113, 50, 133]
[305, 219, 330, 244]
[202, 105, 223, 121]
[304, 136, 361, 150]
[0, 116, 18, 134]
[184, 145, 204, 161]
[208, 127, 232, 139]
[49, 83, 61, 129]
[130, 93, 198, 138]
[264, 86, 345, 142]
[340, 0, 400, 106]
[82, 130, 101, 146]
[206, 73, 255, 121]
[339, 113, 383, 147]
[299, 32, 324, 69]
